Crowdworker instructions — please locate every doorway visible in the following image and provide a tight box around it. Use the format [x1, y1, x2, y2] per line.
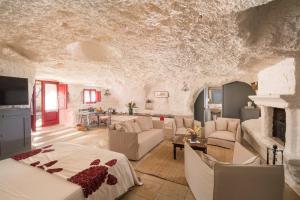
[32, 80, 59, 130]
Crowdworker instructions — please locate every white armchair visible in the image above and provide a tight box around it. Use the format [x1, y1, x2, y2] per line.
[185, 142, 284, 200]
[205, 118, 241, 149]
[173, 116, 201, 137]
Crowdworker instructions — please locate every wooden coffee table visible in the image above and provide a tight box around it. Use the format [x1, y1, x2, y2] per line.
[172, 135, 207, 160]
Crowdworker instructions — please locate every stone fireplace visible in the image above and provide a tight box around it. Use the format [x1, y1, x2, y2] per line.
[244, 57, 300, 195]
[272, 108, 286, 143]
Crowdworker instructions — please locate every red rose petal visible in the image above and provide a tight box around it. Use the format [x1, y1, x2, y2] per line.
[44, 160, 58, 167]
[105, 159, 117, 167]
[90, 159, 100, 166]
[30, 161, 40, 167]
[11, 149, 42, 161]
[38, 165, 45, 170]
[107, 174, 118, 185]
[42, 149, 55, 153]
[47, 168, 63, 174]
[42, 145, 53, 149]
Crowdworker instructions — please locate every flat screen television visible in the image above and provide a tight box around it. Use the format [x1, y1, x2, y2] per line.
[0, 76, 29, 105]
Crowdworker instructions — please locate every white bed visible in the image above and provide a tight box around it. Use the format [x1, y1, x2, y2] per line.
[0, 143, 142, 200]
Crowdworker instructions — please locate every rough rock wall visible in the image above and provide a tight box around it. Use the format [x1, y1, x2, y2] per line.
[0, 0, 299, 115]
[257, 58, 296, 95]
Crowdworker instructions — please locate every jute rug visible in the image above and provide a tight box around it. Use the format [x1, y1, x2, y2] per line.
[134, 140, 187, 186]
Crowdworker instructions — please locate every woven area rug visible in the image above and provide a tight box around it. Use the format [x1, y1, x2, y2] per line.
[134, 140, 187, 186]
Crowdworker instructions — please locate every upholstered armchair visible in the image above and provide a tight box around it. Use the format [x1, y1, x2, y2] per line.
[173, 116, 201, 137]
[205, 118, 241, 150]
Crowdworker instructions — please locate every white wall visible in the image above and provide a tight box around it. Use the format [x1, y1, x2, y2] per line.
[257, 58, 296, 96]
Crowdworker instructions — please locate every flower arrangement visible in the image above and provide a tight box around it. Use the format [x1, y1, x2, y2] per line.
[187, 125, 203, 141]
[127, 101, 137, 115]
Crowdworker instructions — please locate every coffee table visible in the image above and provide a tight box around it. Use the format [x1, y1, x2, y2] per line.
[172, 135, 207, 160]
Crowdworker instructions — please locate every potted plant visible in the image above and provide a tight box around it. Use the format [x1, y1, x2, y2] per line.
[127, 101, 137, 115]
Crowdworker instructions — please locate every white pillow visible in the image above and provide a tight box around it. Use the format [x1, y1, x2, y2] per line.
[123, 121, 134, 132]
[228, 121, 238, 134]
[215, 118, 228, 131]
[136, 116, 153, 131]
[175, 117, 184, 128]
[242, 156, 260, 165]
[132, 121, 142, 133]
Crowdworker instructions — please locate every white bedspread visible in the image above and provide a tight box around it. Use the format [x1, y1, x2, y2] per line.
[0, 143, 142, 200]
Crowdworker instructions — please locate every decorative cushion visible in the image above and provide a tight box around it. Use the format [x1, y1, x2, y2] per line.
[132, 121, 142, 133]
[242, 156, 260, 165]
[198, 152, 229, 169]
[136, 116, 153, 131]
[184, 118, 194, 128]
[108, 124, 115, 130]
[215, 118, 228, 131]
[175, 117, 184, 128]
[123, 121, 134, 132]
[227, 121, 238, 134]
[115, 123, 125, 131]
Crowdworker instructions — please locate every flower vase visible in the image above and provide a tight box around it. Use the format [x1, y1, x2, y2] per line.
[129, 108, 133, 115]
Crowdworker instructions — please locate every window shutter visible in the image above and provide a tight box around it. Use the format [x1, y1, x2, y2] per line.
[58, 84, 68, 109]
[96, 91, 101, 102]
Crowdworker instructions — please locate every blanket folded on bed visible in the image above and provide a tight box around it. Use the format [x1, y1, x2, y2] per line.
[12, 143, 142, 199]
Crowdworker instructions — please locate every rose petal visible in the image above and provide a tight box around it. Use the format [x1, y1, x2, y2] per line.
[105, 159, 117, 167]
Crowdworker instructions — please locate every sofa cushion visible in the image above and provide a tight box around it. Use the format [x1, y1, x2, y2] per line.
[138, 129, 164, 159]
[227, 120, 238, 134]
[136, 116, 153, 131]
[132, 121, 142, 133]
[174, 117, 184, 128]
[123, 121, 134, 132]
[176, 127, 187, 135]
[207, 131, 235, 149]
[184, 118, 194, 128]
[215, 118, 228, 131]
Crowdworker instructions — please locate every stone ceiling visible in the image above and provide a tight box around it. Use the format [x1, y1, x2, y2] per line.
[0, 0, 299, 88]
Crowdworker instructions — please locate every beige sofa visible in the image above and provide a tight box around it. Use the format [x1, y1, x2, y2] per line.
[205, 117, 241, 149]
[108, 116, 164, 160]
[173, 116, 201, 137]
[185, 142, 284, 200]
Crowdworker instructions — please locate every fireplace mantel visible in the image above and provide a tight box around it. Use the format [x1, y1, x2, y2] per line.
[249, 95, 289, 108]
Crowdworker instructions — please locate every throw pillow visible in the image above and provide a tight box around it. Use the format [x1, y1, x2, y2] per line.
[123, 121, 134, 132]
[227, 121, 238, 134]
[136, 116, 153, 131]
[184, 118, 194, 128]
[198, 152, 230, 169]
[215, 118, 228, 131]
[115, 123, 125, 131]
[242, 156, 260, 165]
[175, 116, 184, 128]
[108, 124, 115, 130]
[132, 121, 142, 133]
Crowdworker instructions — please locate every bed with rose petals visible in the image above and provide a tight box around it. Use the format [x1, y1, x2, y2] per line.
[0, 142, 142, 200]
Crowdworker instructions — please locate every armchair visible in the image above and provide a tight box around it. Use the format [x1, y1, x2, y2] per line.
[173, 116, 201, 137]
[205, 118, 241, 150]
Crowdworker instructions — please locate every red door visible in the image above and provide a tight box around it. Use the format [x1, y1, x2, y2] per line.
[31, 83, 36, 132]
[42, 81, 59, 127]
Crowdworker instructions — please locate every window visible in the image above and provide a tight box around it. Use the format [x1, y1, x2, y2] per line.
[83, 89, 97, 104]
[83, 89, 101, 104]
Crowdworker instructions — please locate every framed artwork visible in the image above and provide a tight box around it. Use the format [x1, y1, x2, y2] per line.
[154, 91, 169, 98]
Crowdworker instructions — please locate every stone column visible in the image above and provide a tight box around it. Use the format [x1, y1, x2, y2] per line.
[260, 106, 273, 137]
[285, 108, 300, 156]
